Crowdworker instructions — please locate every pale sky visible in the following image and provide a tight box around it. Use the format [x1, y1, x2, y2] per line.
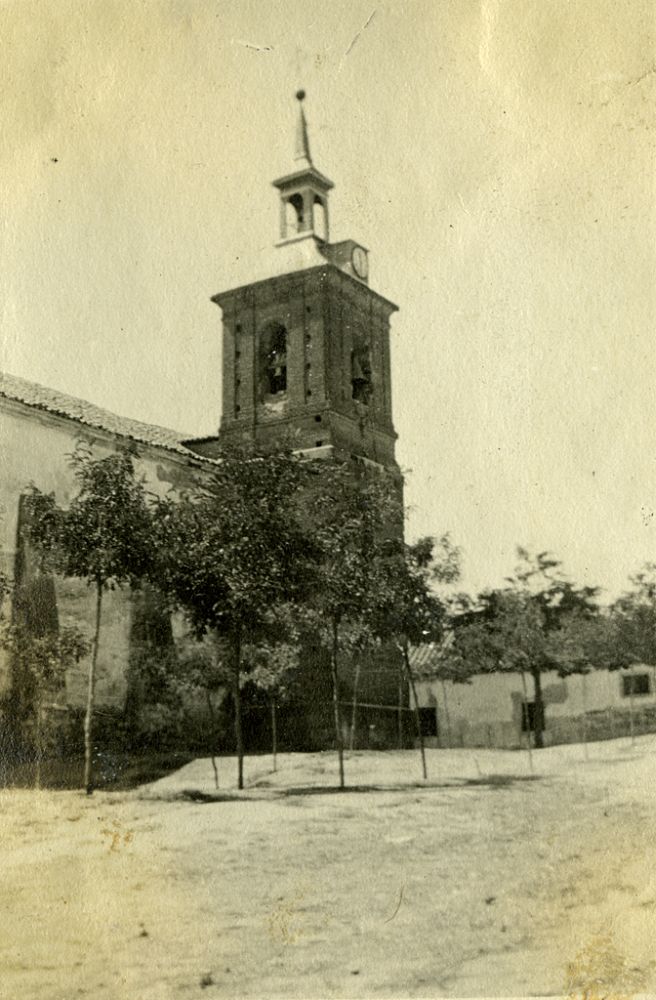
[2, 0, 655, 600]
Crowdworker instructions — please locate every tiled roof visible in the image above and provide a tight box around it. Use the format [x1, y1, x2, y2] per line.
[409, 643, 443, 672]
[0, 370, 203, 460]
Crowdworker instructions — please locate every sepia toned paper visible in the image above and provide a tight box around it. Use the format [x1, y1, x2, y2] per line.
[1, 1, 654, 997]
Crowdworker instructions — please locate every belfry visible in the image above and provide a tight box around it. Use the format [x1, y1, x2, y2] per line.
[208, 92, 400, 474]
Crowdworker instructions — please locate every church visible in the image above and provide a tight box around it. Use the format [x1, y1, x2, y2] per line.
[0, 93, 405, 758]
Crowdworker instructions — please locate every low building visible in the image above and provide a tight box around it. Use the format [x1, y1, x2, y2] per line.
[413, 651, 656, 749]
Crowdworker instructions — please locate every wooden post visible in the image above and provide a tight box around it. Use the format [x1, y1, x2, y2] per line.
[580, 671, 589, 761]
[350, 660, 361, 751]
[403, 642, 427, 780]
[331, 620, 345, 789]
[271, 699, 278, 773]
[520, 672, 534, 773]
[205, 690, 219, 789]
[441, 678, 452, 748]
[84, 581, 103, 796]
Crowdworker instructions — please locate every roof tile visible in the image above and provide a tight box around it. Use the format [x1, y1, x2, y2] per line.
[0, 370, 201, 459]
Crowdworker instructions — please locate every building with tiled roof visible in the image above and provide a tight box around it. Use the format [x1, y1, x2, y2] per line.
[0, 368, 215, 727]
[0, 370, 203, 460]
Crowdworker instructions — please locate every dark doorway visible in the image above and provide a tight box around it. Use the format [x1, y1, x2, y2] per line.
[521, 700, 544, 733]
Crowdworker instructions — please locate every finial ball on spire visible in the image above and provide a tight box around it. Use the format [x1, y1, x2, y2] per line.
[296, 89, 306, 102]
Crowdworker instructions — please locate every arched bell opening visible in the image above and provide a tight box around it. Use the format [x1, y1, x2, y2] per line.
[351, 344, 373, 404]
[284, 194, 305, 237]
[259, 322, 288, 399]
[313, 195, 328, 241]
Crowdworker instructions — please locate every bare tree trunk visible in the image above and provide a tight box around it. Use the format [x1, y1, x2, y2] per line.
[84, 581, 103, 796]
[350, 659, 361, 751]
[34, 696, 42, 791]
[520, 671, 534, 773]
[397, 665, 404, 750]
[330, 619, 345, 789]
[402, 641, 427, 780]
[441, 678, 452, 748]
[233, 629, 245, 790]
[531, 666, 545, 749]
[205, 690, 219, 789]
[271, 699, 278, 773]
[580, 671, 589, 761]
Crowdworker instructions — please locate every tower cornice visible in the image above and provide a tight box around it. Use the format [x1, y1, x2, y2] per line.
[211, 263, 398, 316]
[272, 167, 334, 193]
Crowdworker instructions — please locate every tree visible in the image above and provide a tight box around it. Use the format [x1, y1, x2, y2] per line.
[0, 623, 88, 787]
[305, 462, 403, 788]
[169, 641, 230, 789]
[611, 563, 656, 666]
[245, 634, 299, 772]
[547, 610, 618, 754]
[23, 444, 155, 794]
[153, 442, 313, 790]
[452, 549, 600, 750]
[342, 620, 377, 752]
[608, 564, 656, 744]
[373, 534, 461, 778]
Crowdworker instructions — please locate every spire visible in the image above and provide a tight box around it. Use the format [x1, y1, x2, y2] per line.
[294, 89, 312, 167]
[273, 90, 333, 245]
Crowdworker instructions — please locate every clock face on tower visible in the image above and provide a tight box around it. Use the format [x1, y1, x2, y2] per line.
[351, 245, 369, 280]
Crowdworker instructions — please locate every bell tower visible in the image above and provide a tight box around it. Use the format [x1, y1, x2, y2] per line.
[208, 92, 399, 473]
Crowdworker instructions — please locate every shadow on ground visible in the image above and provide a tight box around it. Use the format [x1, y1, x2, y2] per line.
[153, 773, 544, 804]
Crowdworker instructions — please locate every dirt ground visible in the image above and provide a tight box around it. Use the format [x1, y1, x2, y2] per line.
[0, 735, 655, 999]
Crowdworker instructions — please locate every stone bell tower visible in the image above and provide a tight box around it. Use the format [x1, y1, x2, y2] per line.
[208, 91, 399, 472]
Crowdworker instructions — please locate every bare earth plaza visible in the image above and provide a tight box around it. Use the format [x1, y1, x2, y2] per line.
[1, 3, 655, 997]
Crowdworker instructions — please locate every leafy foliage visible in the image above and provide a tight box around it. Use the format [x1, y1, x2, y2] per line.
[305, 462, 402, 630]
[0, 621, 89, 784]
[451, 548, 605, 748]
[153, 443, 313, 641]
[24, 443, 155, 588]
[22, 443, 156, 793]
[152, 441, 314, 788]
[611, 563, 656, 666]
[1, 623, 89, 693]
[301, 463, 404, 786]
[372, 534, 460, 649]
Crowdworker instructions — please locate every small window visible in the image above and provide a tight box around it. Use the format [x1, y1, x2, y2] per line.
[622, 673, 650, 697]
[315, 440, 323, 447]
[418, 707, 437, 737]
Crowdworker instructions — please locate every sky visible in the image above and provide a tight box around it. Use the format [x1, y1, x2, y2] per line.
[1, 0, 655, 600]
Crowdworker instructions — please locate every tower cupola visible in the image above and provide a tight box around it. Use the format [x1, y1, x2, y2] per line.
[273, 91, 333, 245]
